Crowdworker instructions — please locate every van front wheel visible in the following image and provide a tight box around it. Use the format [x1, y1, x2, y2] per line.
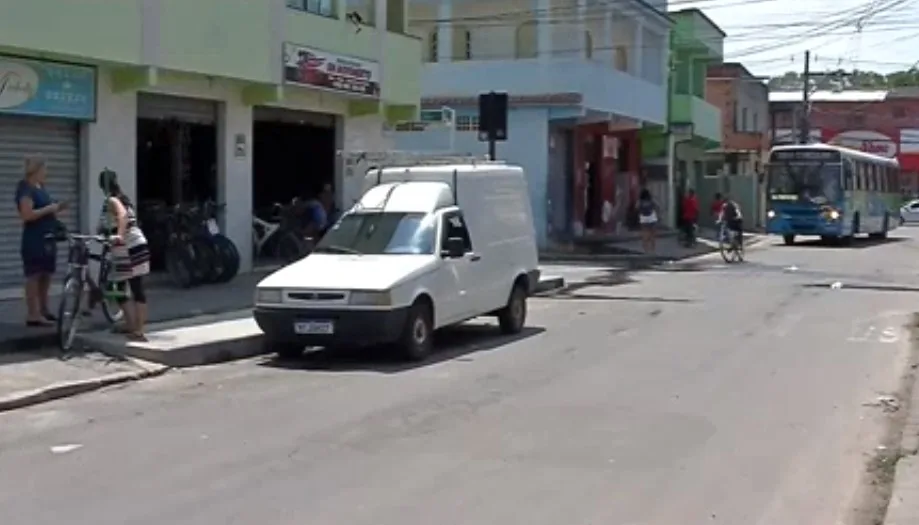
[498, 282, 528, 335]
[398, 301, 434, 361]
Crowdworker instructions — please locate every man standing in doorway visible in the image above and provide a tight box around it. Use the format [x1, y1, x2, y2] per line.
[304, 183, 336, 238]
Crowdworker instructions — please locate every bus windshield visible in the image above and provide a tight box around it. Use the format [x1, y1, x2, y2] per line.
[768, 162, 842, 204]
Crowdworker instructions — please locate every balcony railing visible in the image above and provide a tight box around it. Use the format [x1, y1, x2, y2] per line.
[421, 58, 667, 125]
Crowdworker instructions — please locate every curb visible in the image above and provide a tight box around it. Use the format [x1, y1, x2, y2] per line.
[539, 236, 770, 266]
[534, 276, 565, 294]
[0, 362, 169, 413]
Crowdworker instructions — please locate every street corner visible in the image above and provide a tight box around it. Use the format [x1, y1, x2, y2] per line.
[534, 275, 565, 295]
[0, 350, 168, 413]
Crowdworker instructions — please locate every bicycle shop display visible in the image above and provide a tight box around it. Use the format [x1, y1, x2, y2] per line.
[138, 201, 241, 288]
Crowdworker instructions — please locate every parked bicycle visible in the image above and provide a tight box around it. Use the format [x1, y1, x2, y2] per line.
[252, 199, 313, 264]
[718, 221, 745, 263]
[138, 201, 240, 288]
[47, 231, 123, 351]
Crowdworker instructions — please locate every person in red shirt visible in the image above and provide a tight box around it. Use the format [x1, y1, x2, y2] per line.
[681, 189, 699, 243]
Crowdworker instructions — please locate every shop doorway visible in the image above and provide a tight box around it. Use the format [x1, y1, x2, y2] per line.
[251, 107, 337, 210]
[251, 107, 338, 263]
[136, 94, 218, 205]
[583, 136, 603, 230]
[135, 94, 218, 271]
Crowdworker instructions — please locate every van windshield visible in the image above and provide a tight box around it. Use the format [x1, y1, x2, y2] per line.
[314, 212, 436, 255]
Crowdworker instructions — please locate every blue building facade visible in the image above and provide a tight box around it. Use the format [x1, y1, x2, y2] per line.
[398, 0, 672, 248]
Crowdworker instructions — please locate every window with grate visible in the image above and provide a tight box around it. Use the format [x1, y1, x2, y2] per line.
[456, 115, 479, 131]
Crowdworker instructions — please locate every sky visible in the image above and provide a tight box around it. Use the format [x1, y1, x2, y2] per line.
[676, 0, 919, 78]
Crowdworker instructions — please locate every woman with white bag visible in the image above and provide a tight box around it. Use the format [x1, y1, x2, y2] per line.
[637, 189, 659, 253]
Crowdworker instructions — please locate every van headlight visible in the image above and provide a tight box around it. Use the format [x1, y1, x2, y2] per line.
[349, 290, 391, 306]
[767, 210, 775, 219]
[828, 210, 840, 220]
[256, 288, 283, 304]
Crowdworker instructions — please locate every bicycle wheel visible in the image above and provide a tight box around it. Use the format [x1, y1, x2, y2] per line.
[733, 235, 745, 262]
[56, 274, 84, 351]
[97, 260, 124, 324]
[192, 236, 222, 284]
[165, 242, 195, 288]
[275, 232, 307, 264]
[212, 234, 240, 283]
[718, 228, 732, 263]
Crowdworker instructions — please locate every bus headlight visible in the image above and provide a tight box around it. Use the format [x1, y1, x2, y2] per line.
[828, 210, 840, 220]
[767, 210, 776, 219]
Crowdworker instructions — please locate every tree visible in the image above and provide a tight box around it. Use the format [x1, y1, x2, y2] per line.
[767, 68, 919, 90]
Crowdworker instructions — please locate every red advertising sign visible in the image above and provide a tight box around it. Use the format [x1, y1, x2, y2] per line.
[283, 43, 380, 98]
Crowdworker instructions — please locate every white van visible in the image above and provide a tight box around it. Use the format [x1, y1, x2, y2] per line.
[253, 159, 540, 360]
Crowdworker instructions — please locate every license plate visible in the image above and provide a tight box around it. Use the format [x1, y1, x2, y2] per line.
[206, 219, 219, 235]
[294, 321, 334, 335]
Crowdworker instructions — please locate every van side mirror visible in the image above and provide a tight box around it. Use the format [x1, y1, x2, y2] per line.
[442, 237, 465, 258]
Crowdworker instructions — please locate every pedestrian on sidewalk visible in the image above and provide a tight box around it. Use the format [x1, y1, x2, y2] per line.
[710, 192, 726, 222]
[15, 156, 68, 327]
[681, 188, 699, 243]
[637, 189, 659, 253]
[98, 169, 151, 342]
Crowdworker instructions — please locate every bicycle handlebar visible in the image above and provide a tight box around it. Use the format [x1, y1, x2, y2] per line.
[45, 232, 111, 244]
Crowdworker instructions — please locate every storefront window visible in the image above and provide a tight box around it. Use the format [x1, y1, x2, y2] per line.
[287, 0, 335, 18]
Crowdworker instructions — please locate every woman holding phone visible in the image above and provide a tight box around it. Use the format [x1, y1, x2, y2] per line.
[15, 156, 67, 326]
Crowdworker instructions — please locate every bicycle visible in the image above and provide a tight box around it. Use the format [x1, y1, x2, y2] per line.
[48, 232, 122, 351]
[718, 221, 745, 263]
[252, 200, 310, 264]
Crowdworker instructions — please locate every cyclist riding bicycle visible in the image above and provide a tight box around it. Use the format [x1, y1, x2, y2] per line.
[718, 193, 743, 245]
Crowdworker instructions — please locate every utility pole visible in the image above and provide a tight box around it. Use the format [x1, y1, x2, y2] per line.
[799, 50, 811, 144]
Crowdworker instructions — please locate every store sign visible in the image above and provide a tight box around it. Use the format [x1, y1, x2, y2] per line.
[283, 43, 380, 98]
[0, 56, 95, 120]
[828, 130, 897, 158]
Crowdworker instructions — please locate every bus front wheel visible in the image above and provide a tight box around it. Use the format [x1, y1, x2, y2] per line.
[783, 234, 795, 245]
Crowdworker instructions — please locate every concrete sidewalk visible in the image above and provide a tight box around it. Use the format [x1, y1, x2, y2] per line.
[540, 229, 769, 265]
[0, 350, 167, 412]
[0, 271, 268, 352]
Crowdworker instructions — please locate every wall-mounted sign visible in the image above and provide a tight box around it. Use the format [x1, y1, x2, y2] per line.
[0, 56, 96, 120]
[234, 133, 247, 158]
[283, 43, 380, 98]
[827, 130, 897, 158]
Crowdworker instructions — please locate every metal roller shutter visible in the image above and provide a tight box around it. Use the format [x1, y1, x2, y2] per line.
[0, 115, 80, 288]
[137, 93, 217, 125]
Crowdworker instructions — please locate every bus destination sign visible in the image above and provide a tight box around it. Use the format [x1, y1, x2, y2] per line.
[771, 150, 840, 161]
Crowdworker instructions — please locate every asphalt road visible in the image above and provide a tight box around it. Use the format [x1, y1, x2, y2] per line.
[3, 228, 919, 525]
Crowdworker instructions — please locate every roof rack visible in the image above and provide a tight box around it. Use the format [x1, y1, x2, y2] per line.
[339, 150, 498, 168]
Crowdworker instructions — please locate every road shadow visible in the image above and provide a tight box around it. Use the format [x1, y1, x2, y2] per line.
[772, 236, 907, 250]
[260, 324, 545, 374]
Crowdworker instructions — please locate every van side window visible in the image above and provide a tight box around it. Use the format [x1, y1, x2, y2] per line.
[442, 212, 473, 252]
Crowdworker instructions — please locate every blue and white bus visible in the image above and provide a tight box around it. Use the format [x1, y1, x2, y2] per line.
[765, 143, 900, 245]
